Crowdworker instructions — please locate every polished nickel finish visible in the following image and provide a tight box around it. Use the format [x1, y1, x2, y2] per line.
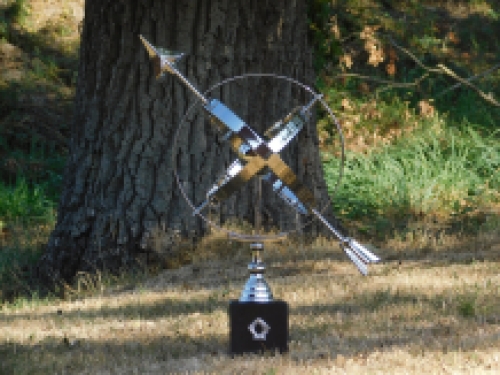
[240, 181, 274, 302]
[198, 97, 321, 209]
[139, 35, 208, 105]
[240, 243, 274, 302]
[140, 36, 380, 274]
[312, 208, 379, 275]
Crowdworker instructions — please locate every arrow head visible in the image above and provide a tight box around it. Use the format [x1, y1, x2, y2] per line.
[139, 35, 185, 78]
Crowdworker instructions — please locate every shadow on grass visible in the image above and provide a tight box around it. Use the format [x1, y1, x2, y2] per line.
[1, 2, 77, 183]
[1, 285, 499, 373]
[2, 214, 498, 309]
[271, 224, 500, 270]
[0, 292, 228, 324]
[290, 318, 500, 358]
[2, 262, 498, 327]
[0, 333, 227, 374]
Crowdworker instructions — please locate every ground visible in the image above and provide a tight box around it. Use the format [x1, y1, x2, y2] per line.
[2, 228, 500, 374]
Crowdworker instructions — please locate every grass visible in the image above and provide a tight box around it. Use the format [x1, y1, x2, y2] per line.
[0, 177, 57, 225]
[0, 223, 53, 301]
[0, 0, 29, 38]
[0, 177, 57, 301]
[0, 230, 499, 374]
[323, 119, 500, 229]
[1, 0, 78, 193]
[0, 0, 76, 302]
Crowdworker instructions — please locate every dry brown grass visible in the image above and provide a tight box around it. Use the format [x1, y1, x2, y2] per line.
[1, 223, 499, 374]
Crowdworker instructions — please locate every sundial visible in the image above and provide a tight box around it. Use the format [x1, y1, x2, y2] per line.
[140, 35, 380, 354]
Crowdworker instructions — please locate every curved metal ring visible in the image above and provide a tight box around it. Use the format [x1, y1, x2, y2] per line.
[172, 73, 345, 242]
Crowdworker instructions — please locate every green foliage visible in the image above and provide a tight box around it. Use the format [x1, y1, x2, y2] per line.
[458, 298, 476, 318]
[0, 175, 56, 303]
[436, 89, 500, 131]
[0, 177, 56, 225]
[308, 0, 500, 122]
[307, 0, 500, 238]
[323, 120, 500, 226]
[0, 128, 66, 203]
[7, 0, 29, 24]
[308, 0, 342, 72]
[0, 0, 29, 39]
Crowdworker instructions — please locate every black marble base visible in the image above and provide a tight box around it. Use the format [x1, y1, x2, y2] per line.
[228, 300, 289, 354]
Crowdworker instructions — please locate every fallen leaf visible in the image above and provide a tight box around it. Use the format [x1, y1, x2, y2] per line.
[340, 54, 353, 69]
[386, 61, 396, 76]
[418, 100, 435, 118]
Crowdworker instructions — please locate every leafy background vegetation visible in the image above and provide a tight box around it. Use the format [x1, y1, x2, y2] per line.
[309, 0, 500, 236]
[1, 0, 80, 301]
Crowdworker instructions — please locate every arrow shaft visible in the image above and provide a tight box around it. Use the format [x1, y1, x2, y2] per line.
[311, 208, 345, 242]
[171, 66, 209, 106]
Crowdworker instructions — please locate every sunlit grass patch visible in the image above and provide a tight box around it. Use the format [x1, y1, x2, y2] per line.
[322, 117, 500, 236]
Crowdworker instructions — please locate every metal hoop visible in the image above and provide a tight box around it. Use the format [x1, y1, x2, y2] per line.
[172, 73, 345, 242]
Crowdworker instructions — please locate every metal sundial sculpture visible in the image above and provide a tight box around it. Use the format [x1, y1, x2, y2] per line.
[140, 35, 380, 354]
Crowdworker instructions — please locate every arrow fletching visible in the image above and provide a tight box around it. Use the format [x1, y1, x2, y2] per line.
[349, 239, 380, 263]
[311, 208, 379, 275]
[342, 246, 368, 276]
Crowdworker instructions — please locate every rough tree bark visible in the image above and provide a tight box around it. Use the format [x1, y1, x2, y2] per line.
[38, 0, 338, 283]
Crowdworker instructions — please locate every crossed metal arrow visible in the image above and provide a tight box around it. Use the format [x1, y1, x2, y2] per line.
[195, 96, 318, 214]
[140, 35, 380, 275]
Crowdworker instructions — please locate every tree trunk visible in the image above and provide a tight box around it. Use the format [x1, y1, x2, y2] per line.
[37, 0, 337, 283]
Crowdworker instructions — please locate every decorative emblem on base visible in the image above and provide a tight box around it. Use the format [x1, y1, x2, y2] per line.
[248, 317, 271, 341]
[240, 243, 273, 302]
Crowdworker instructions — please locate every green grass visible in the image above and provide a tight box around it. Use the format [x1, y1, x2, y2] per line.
[0, 177, 57, 226]
[458, 298, 476, 318]
[0, 0, 76, 216]
[0, 177, 57, 302]
[0, 0, 29, 39]
[323, 118, 500, 235]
